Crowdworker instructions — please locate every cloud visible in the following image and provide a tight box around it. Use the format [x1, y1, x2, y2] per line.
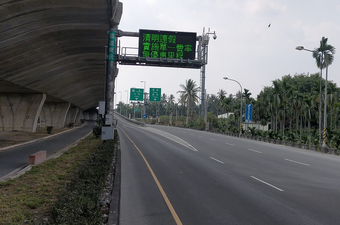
[244, 0, 287, 15]
[302, 22, 340, 44]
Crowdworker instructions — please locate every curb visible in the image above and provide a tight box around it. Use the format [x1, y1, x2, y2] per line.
[0, 123, 86, 153]
[0, 128, 92, 182]
[108, 134, 121, 225]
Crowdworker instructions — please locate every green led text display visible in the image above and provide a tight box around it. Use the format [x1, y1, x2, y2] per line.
[138, 29, 196, 60]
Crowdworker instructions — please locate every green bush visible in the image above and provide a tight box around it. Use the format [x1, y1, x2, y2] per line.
[51, 137, 116, 224]
[92, 125, 102, 138]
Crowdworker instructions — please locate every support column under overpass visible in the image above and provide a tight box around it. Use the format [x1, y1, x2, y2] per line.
[0, 93, 46, 132]
[75, 109, 83, 124]
[64, 107, 79, 126]
[40, 102, 71, 129]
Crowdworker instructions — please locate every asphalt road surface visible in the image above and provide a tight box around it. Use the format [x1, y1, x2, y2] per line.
[0, 122, 94, 178]
[118, 117, 340, 225]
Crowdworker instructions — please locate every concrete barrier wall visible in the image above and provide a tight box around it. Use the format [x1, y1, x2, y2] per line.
[0, 93, 46, 132]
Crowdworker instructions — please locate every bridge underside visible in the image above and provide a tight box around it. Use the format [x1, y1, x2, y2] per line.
[0, 0, 110, 110]
[0, 0, 112, 131]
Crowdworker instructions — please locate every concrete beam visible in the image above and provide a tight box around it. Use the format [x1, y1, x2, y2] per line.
[40, 102, 71, 128]
[0, 93, 46, 132]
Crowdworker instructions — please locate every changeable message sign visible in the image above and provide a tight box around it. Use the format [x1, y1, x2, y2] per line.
[149, 88, 161, 102]
[108, 31, 115, 61]
[245, 104, 253, 123]
[130, 88, 144, 101]
[138, 29, 196, 60]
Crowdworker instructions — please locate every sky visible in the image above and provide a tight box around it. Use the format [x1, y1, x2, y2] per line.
[115, 0, 340, 104]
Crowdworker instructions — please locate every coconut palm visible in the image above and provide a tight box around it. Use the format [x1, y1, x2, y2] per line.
[312, 37, 335, 145]
[177, 79, 200, 124]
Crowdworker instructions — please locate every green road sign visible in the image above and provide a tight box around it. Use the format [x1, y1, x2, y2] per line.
[130, 88, 144, 101]
[135, 108, 139, 112]
[149, 88, 161, 102]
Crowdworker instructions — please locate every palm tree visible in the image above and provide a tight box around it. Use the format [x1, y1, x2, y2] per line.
[177, 79, 200, 124]
[243, 88, 252, 104]
[272, 80, 281, 132]
[312, 37, 335, 145]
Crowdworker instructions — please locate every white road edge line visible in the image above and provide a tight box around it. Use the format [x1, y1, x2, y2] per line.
[210, 139, 216, 141]
[210, 157, 224, 164]
[251, 176, 284, 192]
[225, 143, 235, 146]
[284, 158, 310, 166]
[248, 149, 262, 154]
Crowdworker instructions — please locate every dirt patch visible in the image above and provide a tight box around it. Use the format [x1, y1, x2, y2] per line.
[0, 127, 71, 148]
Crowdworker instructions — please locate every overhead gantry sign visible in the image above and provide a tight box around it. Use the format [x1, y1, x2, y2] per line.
[116, 29, 205, 69]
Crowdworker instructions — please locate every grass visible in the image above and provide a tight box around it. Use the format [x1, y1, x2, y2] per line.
[0, 134, 103, 224]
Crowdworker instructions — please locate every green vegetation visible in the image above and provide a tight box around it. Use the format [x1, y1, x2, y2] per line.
[0, 134, 117, 224]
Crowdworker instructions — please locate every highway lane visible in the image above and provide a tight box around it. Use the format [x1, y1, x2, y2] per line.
[0, 122, 94, 178]
[118, 118, 340, 224]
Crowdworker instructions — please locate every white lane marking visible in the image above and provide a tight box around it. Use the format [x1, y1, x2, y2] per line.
[225, 143, 235, 146]
[251, 176, 284, 192]
[210, 157, 224, 164]
[284, 158, 310, 166]
[199, 136, 203, 138]
[142, 127, 198, 151]
[210, 139, 216, 141]
[248, 149, 262, 154]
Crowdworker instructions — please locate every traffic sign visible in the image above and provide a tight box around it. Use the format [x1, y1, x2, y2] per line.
[149, 88, 161, 102]
[143, 115, 146, 119]
[130, 88, 144, 101]
[135, 108, 139, 112]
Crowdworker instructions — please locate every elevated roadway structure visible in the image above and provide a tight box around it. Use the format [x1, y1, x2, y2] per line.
[0, 0, 122, 131]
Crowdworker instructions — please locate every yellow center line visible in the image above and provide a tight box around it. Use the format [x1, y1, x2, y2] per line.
[119, 128, 183, 225]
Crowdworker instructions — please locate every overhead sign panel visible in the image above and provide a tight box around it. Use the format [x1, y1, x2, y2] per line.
[130, 88, 144, 101]
[149, 88, 161, 102]
[138, 29, 196, 60]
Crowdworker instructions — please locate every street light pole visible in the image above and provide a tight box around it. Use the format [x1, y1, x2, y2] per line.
[296, 46, 325, 147]
[119, 91, 122, 114]
[223, 77, 243, 136]
[141, 81, 146, 123]
[125, 90, 128, 117]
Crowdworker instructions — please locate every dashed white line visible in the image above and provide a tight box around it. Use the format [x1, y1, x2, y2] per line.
[210, 157, 224, 164]
[251, 176, 284, 192]
[225, 143, 235, 146]
[248, 149, 262, 154]
[210, 139, 216, 141]
[284, 158, 310, 166]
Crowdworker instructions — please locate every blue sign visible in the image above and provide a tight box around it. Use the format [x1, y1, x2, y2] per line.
[143, 115, 146, 119]
[245, 104, 253, 123]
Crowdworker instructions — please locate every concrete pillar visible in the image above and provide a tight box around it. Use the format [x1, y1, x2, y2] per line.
[0, 93, 46, 132]
[75, 109, 84, 124]
[40, 102, 71, 128]
[64, 107, 79, 126]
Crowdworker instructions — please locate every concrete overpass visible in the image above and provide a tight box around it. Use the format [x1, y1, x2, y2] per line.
[0, 0, 122, 131]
